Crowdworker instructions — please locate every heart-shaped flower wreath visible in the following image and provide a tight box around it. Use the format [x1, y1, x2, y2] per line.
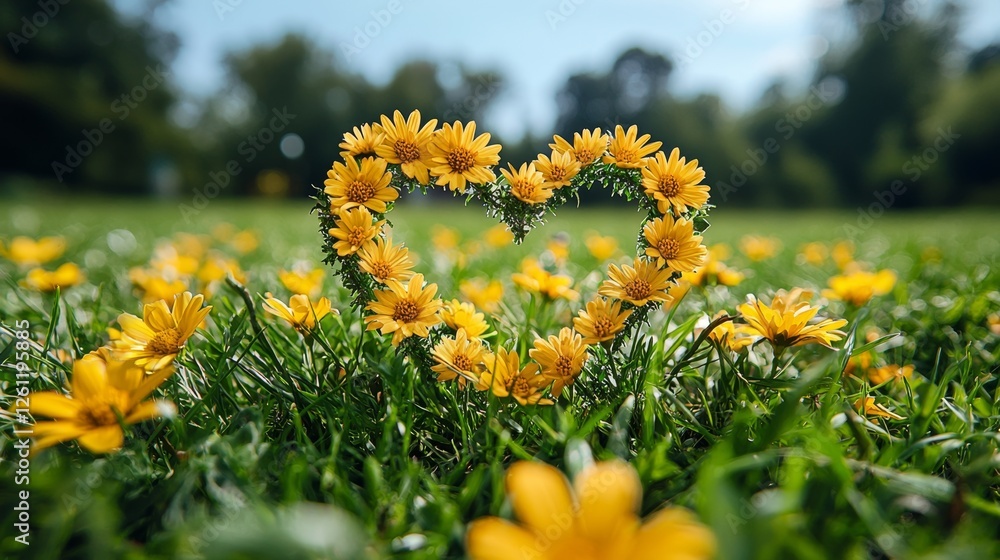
[316, 110, 713, 404]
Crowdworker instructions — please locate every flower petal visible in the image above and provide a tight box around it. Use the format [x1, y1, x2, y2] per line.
[26, 391, 81, 420]
[77, 424, 125, 454]
[574, 460, 642, 545]
[465, 517, 544, 560]
[629, 507, 717, 560]
[506, 461, 575, 538]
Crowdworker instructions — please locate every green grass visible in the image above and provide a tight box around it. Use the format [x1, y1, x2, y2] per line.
[1, 199, 999, 559]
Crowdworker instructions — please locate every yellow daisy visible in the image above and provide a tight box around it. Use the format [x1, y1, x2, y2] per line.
[867, 364, 914, 385]
[364, 274, 443, 346]
[439, 299, 489, 339]
[641, 148, 710, 215]
[823, 269, 897, 306]
[112, 292, 212, 371]
[25, 355, 176, 454]
[549, 128, 609, 165]
[512, 258, 579, 301]
[533, 150, 582, 189]
[20, 263, 85, 292]
[431, 329, 489, 388]
[480, 347, 553, 406]
[603, 125, 662, 169]
[737, 289, 848, 350]
[278, 267, 325, 298]
[428, 121, 502, 192]
[460, 278, 504, 314]
[707, 310, 754, 352]
[585, 233, 618, 262]
[325, 156, 398, 214]
[358, 236, 414, 284]
[263, 294, 335, 332]
[529, 327, 589, 398]
[128, 267, 189, 304]
[798, 242, 828, 265]
[375, 109, 438, 184]
[339, 123, 384, 159]
[483, 224, 514, 248]
[573, 298, 633, 345]
[739, 235, 781, 262]
[0, 235, 65, 266]
[599, 258, 675, 307]
[502, 162, 553, 204]
[854, 396, 904, 420]
[642, 216, 708, 273]
[329, 206, 384, 257]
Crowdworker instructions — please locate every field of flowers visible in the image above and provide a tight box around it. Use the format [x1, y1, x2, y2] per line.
[2, 119, 999, 560]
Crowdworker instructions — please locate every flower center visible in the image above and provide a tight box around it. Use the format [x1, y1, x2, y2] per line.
[347, 179, 375, 203]
[554, 355, 574, 377]
[512, 375, 532, 395]
[659, 175, 681, 197]
[146, 327, 181, 355]
[594, 316, 615, 338]
[348, 228, 369, 247]
[372, 261, 393, 280]
[394, 139, 421, 163]
[447, 147, 476, 173]
[548, 166, 566, 182]
[512, 180, 538, 200]
[80, 393, 129, 427]
[453, 354, 473, 371]
[625, 278, 651, 301]
[393, 299, 419, 323]
[575, 149, 594, 163]
[656, 238, 681, 259]
[616, 148, 637, 164]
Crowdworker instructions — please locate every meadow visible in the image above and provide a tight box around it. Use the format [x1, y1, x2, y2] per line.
[1, 195, 999, 560]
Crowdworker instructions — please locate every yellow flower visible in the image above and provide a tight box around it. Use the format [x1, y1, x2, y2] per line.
[112, 292, 212, 371]
[150, 243, 199, 277]
[502, 162, 553, 205]
[230, 230, 259, 254]
[513, 259, 579, 301]
[707, 310, 754, 352]
[325, 155, 398, 214]
[534, 150, 582, 189]
[599, 258, 675, 307]
[549, 128, 609, 165]
[854, 396, 904, 420]
[432, 225, 461, 252]
[584, 233, 618, 262]
[439, 299, 489, 339]
[798, 242, 828, 266]
[480, 347, 553, 405]
[197, 253, 246, 294]
[358, 236, 414, 284]
[339, 123, 384, 159]
[20, 263, 85, 292]
[328, 206, 384, 257]
[989, 313, 1000, 336]
[529, 327, 588, 397]
[739, 235, 780, 261]
[128, 268, 189, 304]
[263, 293, 335, 332]
[603, 125, 662, 169]
[466, 460, 716, 560]
[547, 235, 570, 265]
[823, 269, 897, 306]
[640, 148, 710, 215]
[737, 289, 847, 350]
[867, 364, 914, 385]
[0, 236, 65, 266]
[831, 240, 855, 270]
[431, 329, 489, 388]
[483, 224, 514, 248]
[573, 298, 632, 345]
[25, 355, 176, 454]
[375, 109, 438, 184]
[278, 267, 325, 297]
[364, 273, 443, 346]
[428, 121, 502, 192]
[461, 278, 504, 314]
[642, 216, 707, 273]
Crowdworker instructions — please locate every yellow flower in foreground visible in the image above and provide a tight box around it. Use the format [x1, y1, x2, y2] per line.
[854, 397, 904, 420]
[738, 289, 847, 350]
[513, 259, 579, 301]
[358, 236, 414, 284]
[364, 274, 443, 346]
[431, 330, 489, 388]
[429, 121, 502, 192]
[483, 224, 515, 248]
[113, 292, 212, 371]
[21, 263, 85, 292]
[823, 269, 897, 306]
[641, 148, 710, 216]
[503, 162, 553, 205]
[798, 242, 828, 265]
[278, 267, 325, 297]
[26, 355, 176, 454]
[707, 310, 754, 352]
[642, 216, 707, 273]
[867, 364, 914, 385]
[325, 156, 398, 214]
[480, 347, 553, 405]
[599, 258, 675, 307]
[529, 327, 589, 397]
[461, 278, 504, 314]
[129, 268, 189, 304]
[574, 298, 632, 345]
[339, 123, 384, 159]
[534, 150, 582, 189]
[739, 235, 781, 262]
[0, 236, 65, 266]
[263, 294, 335, 332]
[329, 206, 384, 257]
[584, 233, 618, 262]
[549, 128, 609, 165]
[603, 125, 662, 169]
[466, 460, 716, 560]
[375, 109, 438, 184]
[439, 299, 489, 339]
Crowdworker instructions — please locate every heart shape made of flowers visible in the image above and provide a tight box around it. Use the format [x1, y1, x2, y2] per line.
[316, 110, 713, 403]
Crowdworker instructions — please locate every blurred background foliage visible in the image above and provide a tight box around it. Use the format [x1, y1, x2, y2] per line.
[0, 0, 998, 207]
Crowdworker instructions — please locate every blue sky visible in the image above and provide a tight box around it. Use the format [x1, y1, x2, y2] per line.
[119, 0, 999, 139]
